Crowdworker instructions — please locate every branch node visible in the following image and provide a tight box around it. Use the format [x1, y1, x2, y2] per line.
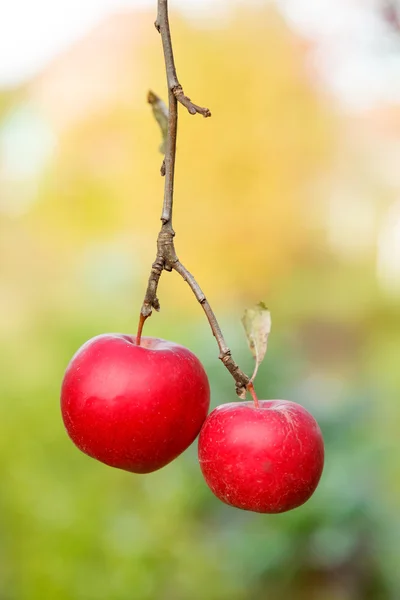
[219, 349, 231, 363]
[172, 85, 211, 118]
[236, 385, 247, 400]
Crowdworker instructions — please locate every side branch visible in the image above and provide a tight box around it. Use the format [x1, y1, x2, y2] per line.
[137, 228, 177, 332]
[140, 255, 164, 318]
[173, 261, 250, 398]
[173, 86, 211, 118]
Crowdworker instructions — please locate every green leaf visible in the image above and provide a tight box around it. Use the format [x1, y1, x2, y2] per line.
[148, 90, 168, 154]
[241, 302, 271, 382]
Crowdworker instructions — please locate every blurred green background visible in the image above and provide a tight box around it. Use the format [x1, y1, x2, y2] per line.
[1, 1, 400, 599]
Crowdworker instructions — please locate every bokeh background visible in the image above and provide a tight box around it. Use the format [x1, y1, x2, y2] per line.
[1, 0, 400, 598]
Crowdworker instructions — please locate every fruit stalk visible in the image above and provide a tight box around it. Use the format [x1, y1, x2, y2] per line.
[246, 382, 260, 409]
[137, 0, 250, 398]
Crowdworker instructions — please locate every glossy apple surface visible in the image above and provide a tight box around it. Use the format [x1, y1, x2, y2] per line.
[61, 334, 210, 473]
[198, 400, 324, 513]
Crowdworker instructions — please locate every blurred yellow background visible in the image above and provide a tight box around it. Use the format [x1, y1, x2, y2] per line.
[0, 1, 399, 598]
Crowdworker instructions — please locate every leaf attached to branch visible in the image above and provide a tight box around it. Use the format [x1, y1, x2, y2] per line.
[148, 90, 168, 154]
[241, 302, 271, 383]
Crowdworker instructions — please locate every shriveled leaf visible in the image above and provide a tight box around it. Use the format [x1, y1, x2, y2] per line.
[148, 90, 168, 154]
[241, 302, 271, 382]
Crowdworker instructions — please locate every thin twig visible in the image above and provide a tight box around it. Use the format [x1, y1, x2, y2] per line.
[173, 85, 211, 118]
[137, 0, 249, 398]
[161, 86, 178, 226]
[173, 261, 250, 397]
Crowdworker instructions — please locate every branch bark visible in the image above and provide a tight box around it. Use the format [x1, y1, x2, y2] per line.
[137, 0, 250, 398]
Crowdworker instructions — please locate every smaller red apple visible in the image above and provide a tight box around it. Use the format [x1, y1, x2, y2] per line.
[198, 400, 324, 513]
[61, 334, 210, 474]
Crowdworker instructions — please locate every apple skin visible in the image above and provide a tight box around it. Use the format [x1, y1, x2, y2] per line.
[198, 400, 324, 513]
[61, 334, 210, 474]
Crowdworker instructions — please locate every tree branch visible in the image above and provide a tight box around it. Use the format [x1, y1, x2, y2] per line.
[137, 0, 249, 398]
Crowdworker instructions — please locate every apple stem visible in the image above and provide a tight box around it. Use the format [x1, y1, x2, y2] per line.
[247, 382, 260, 408]
[136, 314, 147, 346]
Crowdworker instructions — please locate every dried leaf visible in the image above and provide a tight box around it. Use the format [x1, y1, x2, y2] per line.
[241, 302, 271, 382]
[148, 90, 168, 154]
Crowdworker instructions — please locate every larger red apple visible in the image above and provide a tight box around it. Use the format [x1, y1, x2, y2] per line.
[61, 334, 210, 473]
[198, 400, 324, 513]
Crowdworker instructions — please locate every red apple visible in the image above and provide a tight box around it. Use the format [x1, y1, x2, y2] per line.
[61, 334, 210, 473]
[198, 400, 324, 513]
